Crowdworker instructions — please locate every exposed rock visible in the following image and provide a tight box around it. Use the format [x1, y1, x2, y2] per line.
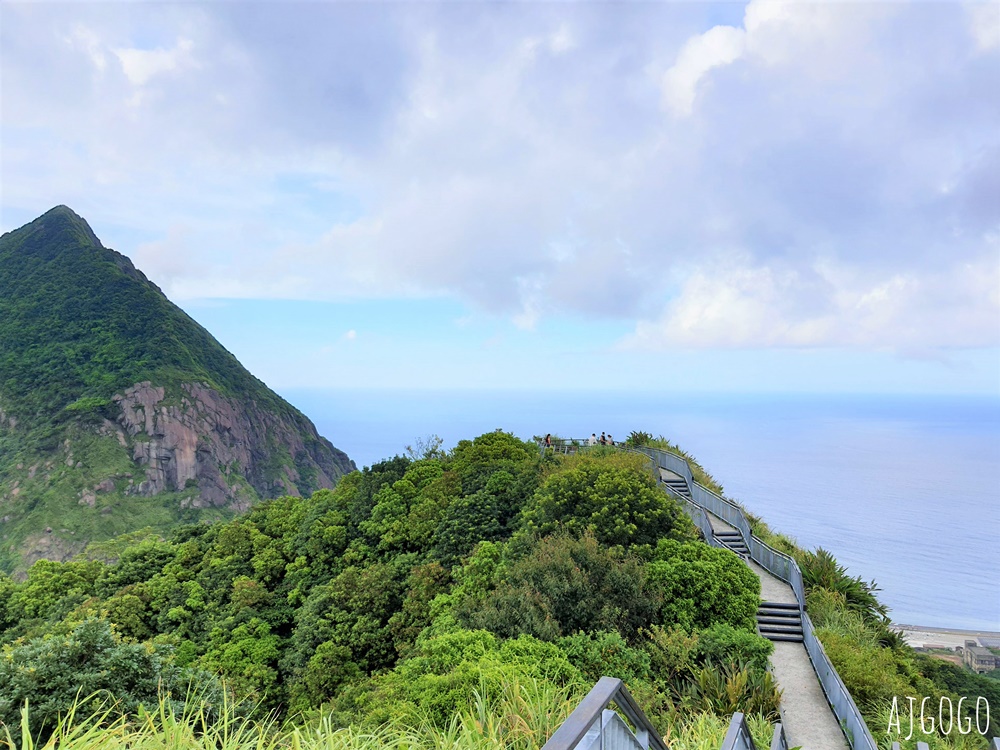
[113, 381, 353, 509]
[21, 532, 86, 569]
[95, 479, 115, 493]
[80, 489, 96, 507]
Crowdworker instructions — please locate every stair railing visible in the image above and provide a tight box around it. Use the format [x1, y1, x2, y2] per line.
[720, 713, 757, 750]
[541, 676, 668, 750]
[539, 441, 999, 750]
[633, 445, 878, 750]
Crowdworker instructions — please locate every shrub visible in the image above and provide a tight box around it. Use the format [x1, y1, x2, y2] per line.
[0, 618, 198, 738]
[458, 533, 660, 643]
[799, 548, 887, 626]
[680, 661, 781, 720]
[557, 631, 652, 684]
[338, 629, 581, 728]
[695, 623, 773, 671]
[524, 456, 690, 548]
[642, 625, 700, 684]
[648, 541, 760, 632]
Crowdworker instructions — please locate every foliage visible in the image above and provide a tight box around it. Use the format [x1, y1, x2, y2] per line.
[799, 547, 888, 626]
[523, 454, 693, 548]
[694, 623, 773, 671]
[0, 618, 223, 738]
[556, 631, 652, 684]
[648, 540, 760, 632]
[456, 533, 661, 643]
[679, 661, 781, 719]
[625, 431, 653, 447]
[330, 628, 582, 729]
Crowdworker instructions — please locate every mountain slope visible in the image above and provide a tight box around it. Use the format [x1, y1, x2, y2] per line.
[0, 206, 355, 572]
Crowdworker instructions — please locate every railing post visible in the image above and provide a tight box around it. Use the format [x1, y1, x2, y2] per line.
[770, 723, 788, 750]
[541, 677, 668, 750]
[720, 712, 756, 750]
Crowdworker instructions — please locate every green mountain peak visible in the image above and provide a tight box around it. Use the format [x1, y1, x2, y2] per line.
[4, 205, 104, 257]
[0, 207, 354, 573]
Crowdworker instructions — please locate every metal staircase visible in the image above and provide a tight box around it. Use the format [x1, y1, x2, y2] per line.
[757, 601, 804, 643]
[715, 529, 749, 557]
[660, 475, 691, 499]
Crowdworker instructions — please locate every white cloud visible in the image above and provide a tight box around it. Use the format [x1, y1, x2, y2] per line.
[623, 253, 1000, 352]
[662, 25, 746, 116]
[966, 2, 1000, 52]
[2, 2, 998, 358]
[115, 38, 195, 86]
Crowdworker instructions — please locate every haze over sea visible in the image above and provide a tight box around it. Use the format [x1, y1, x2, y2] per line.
[284, 389, 1000, 633]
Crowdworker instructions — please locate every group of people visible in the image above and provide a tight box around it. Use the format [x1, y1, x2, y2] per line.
[541, 432, 616, 448]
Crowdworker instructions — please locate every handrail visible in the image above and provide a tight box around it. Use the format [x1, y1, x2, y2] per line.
[637, 444, 878, 750]
[540, 441, 997, 750]
[770, 723, 789, 750]
[541, 676, 668, 750]
[720, 713, 756, 750]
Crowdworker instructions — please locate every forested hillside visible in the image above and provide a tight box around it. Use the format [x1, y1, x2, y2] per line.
[0, 433, 994, 749]
[0, 434, 785, 746]
[0, 207, 354, 573]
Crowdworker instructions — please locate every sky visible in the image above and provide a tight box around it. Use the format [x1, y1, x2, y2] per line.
[1, 0, 998, 395]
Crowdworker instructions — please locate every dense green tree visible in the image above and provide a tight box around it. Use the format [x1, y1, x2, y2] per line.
[458, 533, 661, 643]
[0, 618, 195, 736]
[523, 455, 694, 548]
[647, 540, 760, 632]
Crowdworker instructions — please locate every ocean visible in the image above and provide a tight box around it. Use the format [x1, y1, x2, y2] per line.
[282, 389, 1000, 632]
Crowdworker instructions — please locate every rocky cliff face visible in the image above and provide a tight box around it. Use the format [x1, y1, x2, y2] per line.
[112, 381, 354, 509]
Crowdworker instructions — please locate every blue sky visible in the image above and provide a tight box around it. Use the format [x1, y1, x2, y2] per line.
[2, 1, 998, 394]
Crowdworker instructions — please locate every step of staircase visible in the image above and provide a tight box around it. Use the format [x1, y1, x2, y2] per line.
[661, 478, 691, 498]
[757, 601, 803, 642]
[714, 531, 749, 555]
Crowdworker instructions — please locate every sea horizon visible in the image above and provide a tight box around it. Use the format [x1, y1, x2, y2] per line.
[281, 388, 1000, 633]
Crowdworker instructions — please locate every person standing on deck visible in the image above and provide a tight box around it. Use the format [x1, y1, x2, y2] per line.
[588, 433, 597, 446]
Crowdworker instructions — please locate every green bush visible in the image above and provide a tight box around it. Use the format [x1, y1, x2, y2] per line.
[556, 631, 652, 684]
[800, 548, 887, 626]
[457, 533, 660, 643]
[0, 618, 210, 737]
[338, 628, 581, 728]
[648, 540, 760, 632]
[695, 623, 773, 671]
[524, 456, 690, 548]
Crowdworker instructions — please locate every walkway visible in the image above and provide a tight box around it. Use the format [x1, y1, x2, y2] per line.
[705, 511, 850, 750]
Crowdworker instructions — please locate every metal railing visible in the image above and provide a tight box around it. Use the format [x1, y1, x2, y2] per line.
[541, 677, 668, 750]
[539, 441, 1000, 750]
[720, 713, 757, 750]
[770, 723, 789, 750]
[635, 445, 878, 750]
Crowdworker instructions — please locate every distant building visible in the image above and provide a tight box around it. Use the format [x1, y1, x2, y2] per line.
[962, 640, 999, 674]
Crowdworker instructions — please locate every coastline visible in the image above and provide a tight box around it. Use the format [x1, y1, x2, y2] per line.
[894, 623, 1000, 650]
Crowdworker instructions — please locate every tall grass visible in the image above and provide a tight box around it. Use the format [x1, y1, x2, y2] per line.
[2, 678, 779, 750]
